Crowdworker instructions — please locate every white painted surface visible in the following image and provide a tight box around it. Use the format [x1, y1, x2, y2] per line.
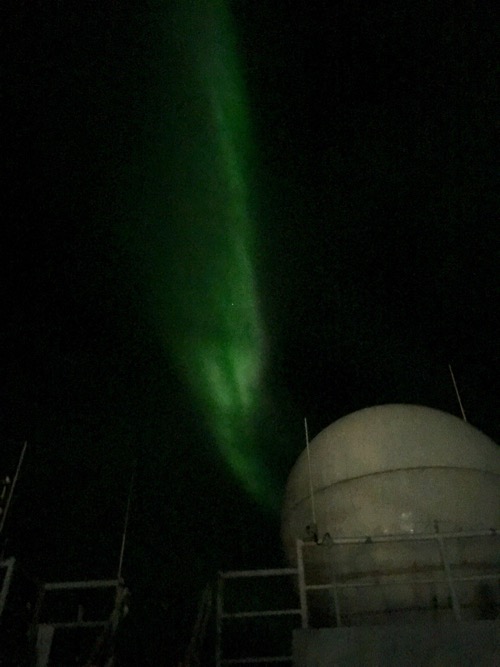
[282, 405, 500, 616]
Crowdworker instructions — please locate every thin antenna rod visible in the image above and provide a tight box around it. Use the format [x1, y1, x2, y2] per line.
[304, 418, 316, 526]
[117, 467, 135, 581]
[0, 441, 27, 535]
[448, 364, 467, 422]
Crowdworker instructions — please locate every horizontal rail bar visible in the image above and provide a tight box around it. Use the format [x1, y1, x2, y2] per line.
[48, 620, 108, 629]
[221, 657, 292, 664]
[306, 579, 442, 591]
[222, 609, 302, 619]
[44, 579, 119, 590]
[452, 573, 500, 582]
[306, 572, 500, 592]
[221, 568, 297, 579]
[300, 529, 498, 547]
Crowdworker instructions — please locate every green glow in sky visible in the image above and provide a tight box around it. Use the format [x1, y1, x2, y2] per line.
[156, 0, 277, 508]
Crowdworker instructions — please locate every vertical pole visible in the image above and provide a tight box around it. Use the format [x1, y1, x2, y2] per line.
[35, 624, 55, 667]
[448, 364, 467, 422]
[304, 418, 316, 527]
[435, 533, 461, 621]
[215, 574, 223, 667]
[0, 441, 28, 535]
[296, 539, 308, 629]
[117, 468, 135, 581]
[0, 557, 15, 618]
[28, 582, 46, 651]
[329, 547, 342, 628]
[332, 580, 342, 628]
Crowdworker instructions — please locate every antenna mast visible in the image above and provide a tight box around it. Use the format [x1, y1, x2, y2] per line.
[304, 418, 316, 527]
[0, 441, 27, 536]
[448, 364, 467, 422]
[117, 468, 135, 581]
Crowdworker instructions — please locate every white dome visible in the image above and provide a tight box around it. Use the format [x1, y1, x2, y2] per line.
[281, 405, 500, 619]
[283, 404, 500, 538]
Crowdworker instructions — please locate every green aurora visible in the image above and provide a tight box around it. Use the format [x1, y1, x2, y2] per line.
[148, 0, 277, 508]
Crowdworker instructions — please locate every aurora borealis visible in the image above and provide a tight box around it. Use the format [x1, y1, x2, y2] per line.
[4, 0, 498, 663]
[152, 1, 275, 507]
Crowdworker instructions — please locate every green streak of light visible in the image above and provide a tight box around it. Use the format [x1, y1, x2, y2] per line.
[156, 0, 277, 509]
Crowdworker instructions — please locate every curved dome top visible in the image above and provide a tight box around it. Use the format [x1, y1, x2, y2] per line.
[288, 404, 500, 501]
[282, 405, 500, 616]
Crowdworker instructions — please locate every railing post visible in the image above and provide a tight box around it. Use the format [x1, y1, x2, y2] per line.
[0, 558, 16, 618]
[327, 544, 342, 627]
[215, 573, 224, 667]
[296, 539, 308, 629]
[435, 534, 462, 621]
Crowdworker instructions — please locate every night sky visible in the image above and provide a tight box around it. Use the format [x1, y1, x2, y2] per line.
[3, 0, 499, 664]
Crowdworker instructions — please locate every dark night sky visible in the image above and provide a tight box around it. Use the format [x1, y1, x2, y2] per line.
[2, 1, 499, 663]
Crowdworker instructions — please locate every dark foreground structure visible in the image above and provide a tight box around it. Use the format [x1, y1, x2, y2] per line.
[2, 405, 499, 665]
[216, 405, 500, 667]
[293, 621, 500, 667]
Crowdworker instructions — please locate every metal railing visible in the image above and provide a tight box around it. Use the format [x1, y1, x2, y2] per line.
[216, 568, 300, 666]
[34, 577, 124, 667]
[216, 529, 499, 665]
[298, 528, 499, 626]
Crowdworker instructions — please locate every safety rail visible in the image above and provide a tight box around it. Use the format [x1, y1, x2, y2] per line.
[216, 529, 499, 665]
[298, 528, 499, 626]
[216, 568, 299, 666]
[34, 577, 125, 667]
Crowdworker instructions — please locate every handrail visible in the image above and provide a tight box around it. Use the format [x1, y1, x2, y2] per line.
[296, 528, 499, 626]
[216, 569, 299, 667]
[216, 529, 499, 664]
